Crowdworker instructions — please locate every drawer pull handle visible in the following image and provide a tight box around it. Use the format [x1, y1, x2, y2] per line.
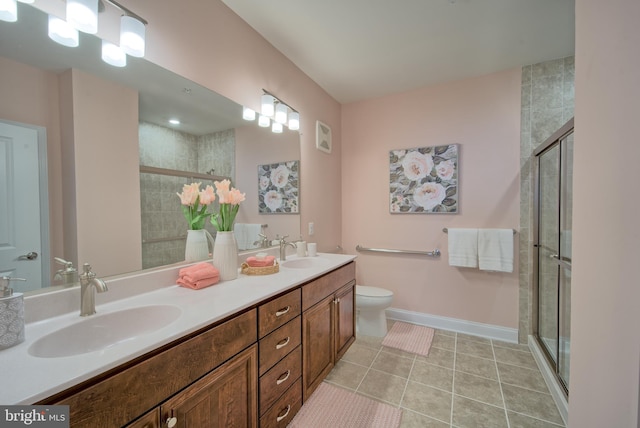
[276, 336, 291, 350]
[275, 306, 291, 317]
[276, 404, 291, 422]
[276, 369, 291, 385]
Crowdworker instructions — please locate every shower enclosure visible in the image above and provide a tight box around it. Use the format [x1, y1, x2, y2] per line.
[533, 118, 574, 395]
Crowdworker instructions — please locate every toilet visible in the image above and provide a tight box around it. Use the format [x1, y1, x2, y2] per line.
[355, 285, 394, 337]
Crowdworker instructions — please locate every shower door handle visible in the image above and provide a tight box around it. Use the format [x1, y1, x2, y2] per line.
[550, 254, 572, 270]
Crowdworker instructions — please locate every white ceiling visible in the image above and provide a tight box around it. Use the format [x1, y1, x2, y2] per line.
[222, 0, 575, 104]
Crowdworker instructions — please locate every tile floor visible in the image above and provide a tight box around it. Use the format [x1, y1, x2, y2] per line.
[323, 320, 565, 428]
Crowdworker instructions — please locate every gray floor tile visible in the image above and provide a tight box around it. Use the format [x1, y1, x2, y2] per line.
[452, 395, 509, 428]
[455, 353, 498, 380]
[416, 347, 455, 369]
[342, 343, 379, 367]
[355, 333, 384, 350]
[492, 339, 531, 352]
[498, 362, 549, 393]
[401, 381, 452, 422]
[456, 338, 495, 359]
[431, 334, 456, 351]
[502, 384, 564, 425]
[453, 371, 504, 407]
[400, 409, 450, 428]
[410, 360, 453, 391]
[457, 333, 491, 344]
[372, 350, 414, 378]
[508, 411, 565, 428]
[324, 360, 369, 390]
[357, 368, 407, 405]
[494, 346, 538, 370]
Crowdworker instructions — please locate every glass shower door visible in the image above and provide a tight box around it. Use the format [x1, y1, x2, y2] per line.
[535, 120, 573, 394]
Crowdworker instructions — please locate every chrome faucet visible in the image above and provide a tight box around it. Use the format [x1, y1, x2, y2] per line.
[277, 235, 296, 261]
[79, 263, 108, 317]
[253, 233, 270, 248]
[53, 257, 78, 286]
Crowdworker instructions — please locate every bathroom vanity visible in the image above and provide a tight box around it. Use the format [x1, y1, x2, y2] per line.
[2, 253, 355, 428]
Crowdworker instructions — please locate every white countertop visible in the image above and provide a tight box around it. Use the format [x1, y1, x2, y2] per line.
[1, 253, 356, 404]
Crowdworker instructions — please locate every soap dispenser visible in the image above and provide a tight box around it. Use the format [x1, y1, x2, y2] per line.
[0, 276, 26, 350]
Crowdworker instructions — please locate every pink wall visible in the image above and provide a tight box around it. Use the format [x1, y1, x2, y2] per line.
[570, 0, 640, 426]
[342, 69, 521, 328]
[127, 0, 343, 252]
[0, 56, 64, 279]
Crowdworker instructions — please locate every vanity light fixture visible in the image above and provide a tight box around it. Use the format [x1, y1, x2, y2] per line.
[101, 39, 126, 67]
[48, 15, 79, 47]
[242, 107, 256, 121]
[271, 122, 283, 133]
[0, 0, 17, 22]
[169, 118, 181, 125]
[261, 94, 275, 117]
[67, 0, 99, 34]
[260, 90, 301, 133]
[258, 115, 270, 127]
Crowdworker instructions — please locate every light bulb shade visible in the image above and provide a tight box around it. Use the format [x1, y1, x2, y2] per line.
[288, 111, 300, 130]
[258, 115, 270, 127]
[67, 0, 98, 34]
[242, 107, 256, 121]
[16, 0, 34, 3]
[101, 40, 127, 67]
[0, 0, 17, 22]
[275, 103, 288, 124]
[120, 15, 145, 57]
[48, 16, 79, 47]
[261, 94, 275, 117]
[272, 122, 283, 133]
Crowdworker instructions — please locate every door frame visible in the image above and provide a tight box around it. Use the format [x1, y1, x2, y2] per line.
[1, 119, 50, 289]
[532, 117, 574, 396]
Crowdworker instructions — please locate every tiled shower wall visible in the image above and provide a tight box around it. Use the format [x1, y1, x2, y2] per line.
[139, 122, 235, 269]
[519, 57, 574, 343]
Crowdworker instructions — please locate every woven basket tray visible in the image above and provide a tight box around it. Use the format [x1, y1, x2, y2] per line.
[241, 261, 279, 276]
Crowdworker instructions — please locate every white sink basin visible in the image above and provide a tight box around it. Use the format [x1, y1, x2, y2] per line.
[281, 257, 330, 269]
[28, 305, 182, 358]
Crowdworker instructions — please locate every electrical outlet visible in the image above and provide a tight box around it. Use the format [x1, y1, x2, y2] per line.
[308, 222, 314, 236]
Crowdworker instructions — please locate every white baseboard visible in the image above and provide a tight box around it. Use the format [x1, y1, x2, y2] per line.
[528, 335, 569, 425]
[385, 307, 519, 343]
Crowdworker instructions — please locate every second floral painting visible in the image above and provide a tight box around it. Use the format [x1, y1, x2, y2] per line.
[258, 160, 299, 214]
[389, 144, 458, 213]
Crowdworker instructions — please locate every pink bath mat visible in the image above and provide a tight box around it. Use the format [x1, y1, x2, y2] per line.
[288, 382, 402, 428]
[382, 321, 435, 357]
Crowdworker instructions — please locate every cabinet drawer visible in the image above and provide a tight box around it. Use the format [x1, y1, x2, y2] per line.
[259, 345, 301, 415]
[302, 262, 355, 311]
[258, 288, 301, 338]
[259, 316, 301, 376]
[259, 380, 302, 428]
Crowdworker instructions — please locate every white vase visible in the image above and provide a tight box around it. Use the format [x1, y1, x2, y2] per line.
[185, 229, 214, 262]
[213, 231, 238, 281]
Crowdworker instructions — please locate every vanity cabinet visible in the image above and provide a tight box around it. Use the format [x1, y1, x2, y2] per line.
[257, 288, 302, 427]
[301, 262, 356, 400]
[44, 310, 257, 428]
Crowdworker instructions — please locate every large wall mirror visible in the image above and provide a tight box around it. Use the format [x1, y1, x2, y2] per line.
[0, 3, 301, 294]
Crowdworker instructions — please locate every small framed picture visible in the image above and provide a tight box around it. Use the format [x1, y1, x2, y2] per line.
[316, 120, 332, 154]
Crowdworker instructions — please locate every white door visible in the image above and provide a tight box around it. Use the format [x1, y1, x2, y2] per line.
[0, 121, 44, 292]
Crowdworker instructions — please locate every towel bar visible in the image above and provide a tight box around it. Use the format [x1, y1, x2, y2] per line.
[356, 245, 441, 257]
[442, 228, 517, 234]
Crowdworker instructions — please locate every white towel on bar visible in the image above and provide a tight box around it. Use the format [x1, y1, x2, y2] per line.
[448, 228, 479, 268]
[478, 229, 513, 272]
[234, 223, 262, 250]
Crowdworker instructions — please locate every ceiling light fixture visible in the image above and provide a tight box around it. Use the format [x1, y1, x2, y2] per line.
[258, 115, 270, 127]
[67, 0, 98, 34]
[101, 39, 126, 67]
[242, 107, 256, 121]
[261, 94, 275, 117]
[271, 122, 283, 133]
[48, 15, 79, 47]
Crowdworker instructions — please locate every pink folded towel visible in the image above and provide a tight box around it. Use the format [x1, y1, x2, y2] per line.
[177, 276, 219, 290]
[246, 255, 276, 267]
[179, 263, 220, 283]
[177, 262, 220, 290]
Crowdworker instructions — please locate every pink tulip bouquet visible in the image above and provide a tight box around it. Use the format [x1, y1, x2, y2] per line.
[210, 179, 246, 232]
[176, 182, 215, 230]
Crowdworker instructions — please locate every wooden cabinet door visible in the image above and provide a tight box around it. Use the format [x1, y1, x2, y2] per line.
[125, 408, 160, 428]
[302, 294, 334, 401]
[335, 281, 356, 360]
[161, 345, 258, 428]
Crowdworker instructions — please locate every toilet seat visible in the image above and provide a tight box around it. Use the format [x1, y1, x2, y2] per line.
[356, 285, 393, 298]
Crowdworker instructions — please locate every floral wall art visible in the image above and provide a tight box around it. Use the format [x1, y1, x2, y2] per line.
[258, 160, 299, 213]
[389, 144, 458, 213]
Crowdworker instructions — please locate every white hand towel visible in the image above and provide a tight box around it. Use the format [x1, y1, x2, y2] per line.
[478, 229, 513, 272]
[233, 223, 262, 250]
[448, 228, 479, 268]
